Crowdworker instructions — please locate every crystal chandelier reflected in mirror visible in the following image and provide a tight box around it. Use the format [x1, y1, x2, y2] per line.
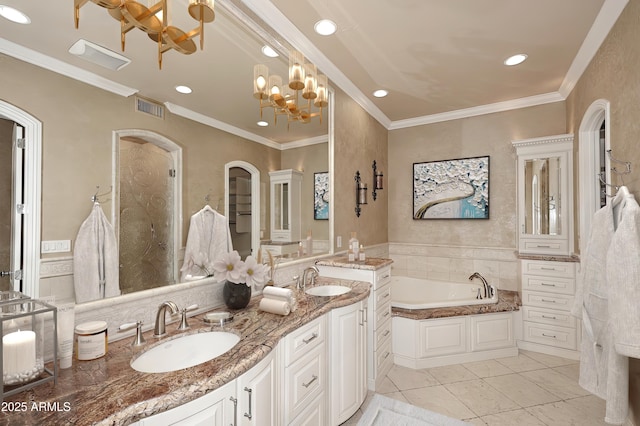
[253, 50, 328, 128]
[73, 0, 215, 69]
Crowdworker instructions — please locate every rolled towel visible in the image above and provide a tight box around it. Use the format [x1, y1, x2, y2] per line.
[259, 298, 291, 316]
[263, 286, 298, 312]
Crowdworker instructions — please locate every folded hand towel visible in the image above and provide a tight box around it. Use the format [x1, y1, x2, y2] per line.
[259, 298, 291, 316]
[263, 286, 298, 312]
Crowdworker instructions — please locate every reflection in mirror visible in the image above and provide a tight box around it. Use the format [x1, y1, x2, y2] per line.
[524, 157, 561, 235]
[228, 166, 253, 259]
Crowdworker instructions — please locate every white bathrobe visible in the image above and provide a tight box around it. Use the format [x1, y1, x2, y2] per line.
[180, 206, 233, 281]
[573, 187, 636, 424]
[73, 203, 120, 303]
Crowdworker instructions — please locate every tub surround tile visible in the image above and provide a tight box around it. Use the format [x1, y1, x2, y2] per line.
[1, 278, 371, 426]
[392, 290, 521, 321]
[444, 379, 520, 417]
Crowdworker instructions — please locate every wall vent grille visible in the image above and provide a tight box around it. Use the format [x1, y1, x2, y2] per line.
[135, 97, 164, 119]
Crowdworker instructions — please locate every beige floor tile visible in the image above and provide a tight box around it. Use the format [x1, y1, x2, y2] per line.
[465, 418, 487, 426]
[480, 408, 547, 426]
[525, 395, 608, 426]
[402, 385, 476, 420]
[428, 364, 479, 384]
[551, 363, 581, 382]
[444, 379, 520, 417]
[462, 359, 513, 378]
[483, 373, 561, 407]
[387, 364, 439, 390]
[521, 368, 590, 400]
[494, 353, 546, 372]
[376, 376, 399, 394]
[519, 350, 578, 367]
[381, 391, 409, 404]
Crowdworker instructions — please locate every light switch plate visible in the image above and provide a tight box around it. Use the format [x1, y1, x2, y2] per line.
[41, 240, 71, 253]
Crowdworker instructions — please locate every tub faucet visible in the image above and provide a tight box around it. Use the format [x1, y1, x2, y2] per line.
[153, 301, 179, 337]
[469, 272, 491, 299]
[300, 266, 319, 291]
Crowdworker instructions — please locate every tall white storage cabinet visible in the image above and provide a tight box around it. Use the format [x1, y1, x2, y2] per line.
[512, 134, 580, 359]
[269, 169, 303, 243]
[316, 258, 393, 392]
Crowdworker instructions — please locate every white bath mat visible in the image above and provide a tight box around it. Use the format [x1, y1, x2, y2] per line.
[357, 394, 472, 426]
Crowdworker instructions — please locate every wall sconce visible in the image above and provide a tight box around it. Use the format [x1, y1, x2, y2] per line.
[355, 171, 368, 217]
[372, 160, 384, 200]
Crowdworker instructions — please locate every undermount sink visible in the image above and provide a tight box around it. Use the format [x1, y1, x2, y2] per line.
[305, 285, 352, 297]
[131, 331, 240, 373]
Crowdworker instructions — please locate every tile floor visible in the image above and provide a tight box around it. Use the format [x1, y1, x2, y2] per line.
[343, 350, 631, 426]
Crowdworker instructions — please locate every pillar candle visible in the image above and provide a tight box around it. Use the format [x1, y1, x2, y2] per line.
[3, 330, 36, 377]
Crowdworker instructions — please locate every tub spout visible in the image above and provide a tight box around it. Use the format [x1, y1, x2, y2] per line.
[469, 272, 490, 299]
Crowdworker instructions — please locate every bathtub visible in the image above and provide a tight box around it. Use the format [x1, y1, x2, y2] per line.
[390, 276, 498, 309]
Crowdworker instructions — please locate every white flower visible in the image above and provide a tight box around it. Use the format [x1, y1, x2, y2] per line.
[244, 256, 268, 288]
[212, 250, 246, 284]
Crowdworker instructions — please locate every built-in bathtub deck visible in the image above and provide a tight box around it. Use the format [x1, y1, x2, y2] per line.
[391, 289, 521, 320]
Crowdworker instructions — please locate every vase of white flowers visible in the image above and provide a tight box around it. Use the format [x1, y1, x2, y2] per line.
[213, 250, 269, 310]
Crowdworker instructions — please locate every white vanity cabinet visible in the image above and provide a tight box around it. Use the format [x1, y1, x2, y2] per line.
[317, 263, 393, 391]
[329, 300, 367, 425]
[269, 169, 303, 242]
[519, 259, 579, 358]
[512, 134, 574, 256]
[281, 316, 327, 426]
[237, 352, 277, 425]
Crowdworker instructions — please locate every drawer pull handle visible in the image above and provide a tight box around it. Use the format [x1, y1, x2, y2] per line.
[540, 283, 556, 287]
[382, 274, 390, 279]
[243, 387, 252, 420]
[541, 315, 557, 320]
[230, 396, 238, 426]
[383, 293, 390, 298]
[383, 330, 391, 337]
[536, 245, 552, 248]
[541, 299, 556, 303]
[302, 375, 318, 388]
[384, 351, 390, 359]
[539, 267, 556, 270]
[542, 333, 557, 339]
[303, 333, 318, 344]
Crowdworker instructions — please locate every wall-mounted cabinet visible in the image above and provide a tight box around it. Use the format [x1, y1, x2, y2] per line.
[512, 134, 574, 256]
[269, 169, 303, 243]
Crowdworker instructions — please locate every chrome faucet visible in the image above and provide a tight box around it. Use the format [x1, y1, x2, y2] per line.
[469, 272, 491, 299]
[300, 266, 319, 291]
[153, 301, 179, 337]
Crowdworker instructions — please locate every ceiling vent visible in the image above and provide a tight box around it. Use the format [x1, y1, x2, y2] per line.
[135, 96, 165, 119]
[68, 39, 131, 71]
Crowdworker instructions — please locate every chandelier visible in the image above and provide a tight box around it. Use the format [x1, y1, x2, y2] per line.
[73, 0, 215, 69]
[253, 50, 328, 127]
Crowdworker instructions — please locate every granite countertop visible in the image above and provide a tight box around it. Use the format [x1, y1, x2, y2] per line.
[392, 290, 521, 321]
[516, 253, 580, 263]
[315, 256, 393, 271]
[1, 278, 371, 426]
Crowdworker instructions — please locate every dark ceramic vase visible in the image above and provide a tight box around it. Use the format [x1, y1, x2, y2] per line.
[222, 280, 251, 309]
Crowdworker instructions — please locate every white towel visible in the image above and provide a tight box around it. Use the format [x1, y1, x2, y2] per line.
[73, 203, 120, 303]
[262, 286, 297, 312]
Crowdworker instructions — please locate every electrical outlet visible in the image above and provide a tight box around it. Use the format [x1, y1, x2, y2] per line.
[336, 235, 342, 248]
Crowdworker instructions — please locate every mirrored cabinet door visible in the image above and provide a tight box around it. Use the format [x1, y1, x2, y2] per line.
[513, 135, 574, 255]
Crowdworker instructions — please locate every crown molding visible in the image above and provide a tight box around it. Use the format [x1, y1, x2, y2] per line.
[280, 135, 328, 150]
[511, 133, 574, 148]
[559, 0, 629, 98]
[0, 37, 138, 97]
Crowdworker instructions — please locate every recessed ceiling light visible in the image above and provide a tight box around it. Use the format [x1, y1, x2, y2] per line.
[314, 19, 337, 36]
[504, 54, 528, 66]
[373, 89, 388, 98]
[257, 121, 269, 127]
[175, 85, 192, 94]
[0, 5, 30, 24]
[261, 46, 279, 58]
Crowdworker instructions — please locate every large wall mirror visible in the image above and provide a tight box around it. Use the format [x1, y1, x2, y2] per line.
[0, 2, 332, 303]
[523, 157, 561, 236]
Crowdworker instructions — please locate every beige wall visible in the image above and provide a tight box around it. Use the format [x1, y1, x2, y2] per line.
[565, 0, 640, 420]
[333, 86, 389, 249]
[388, 103, 567, 249]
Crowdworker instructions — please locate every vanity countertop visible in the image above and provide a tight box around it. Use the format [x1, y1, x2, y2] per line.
[1, 278, 371, 426]
[315, 256, 393, 271]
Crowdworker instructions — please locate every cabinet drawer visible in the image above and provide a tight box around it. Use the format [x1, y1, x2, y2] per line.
[374, 300, 392, 330]
[284, 316, 325, 366]
[285, 345, 325, 421]
[522, 260, 575, 278]
[375, 267, 392, 288]
[375, 338, 393, 372]
[521, 239, 567, 255]
[374, 282, 391, 311]
[374, 317, 392, 348]
[522, 275, 575, 295]
[288, 392, 326, 426]
[522, 306, 576, 328]
[522, 290, 573, 312]
[523, 321, 577, 350]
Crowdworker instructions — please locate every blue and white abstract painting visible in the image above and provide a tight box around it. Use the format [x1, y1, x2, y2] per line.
[413, 156, 489, 219]
[314, 172, 329, 220]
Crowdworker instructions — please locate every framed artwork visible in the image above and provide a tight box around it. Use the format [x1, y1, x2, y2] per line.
[314, 172, 329, 220]
[413, 156, 489, 220]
